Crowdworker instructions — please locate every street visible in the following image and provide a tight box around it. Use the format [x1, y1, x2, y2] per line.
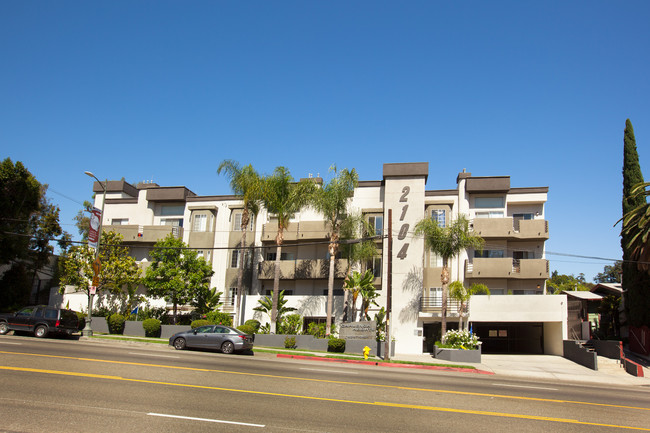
[1, 335, 649, 432]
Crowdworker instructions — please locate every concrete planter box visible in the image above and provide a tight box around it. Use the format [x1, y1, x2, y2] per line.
[433, 345, 481, 363]
[254, 334, 391, 356]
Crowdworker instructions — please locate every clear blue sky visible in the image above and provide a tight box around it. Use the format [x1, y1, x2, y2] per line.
[2, 1, 649, 281]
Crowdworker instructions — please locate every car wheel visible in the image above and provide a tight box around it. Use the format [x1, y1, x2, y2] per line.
[221, 341, 235, 354]
[0, 322, 9, 335]
[34, 325, 48, 338]
[173, 337, 186, 350]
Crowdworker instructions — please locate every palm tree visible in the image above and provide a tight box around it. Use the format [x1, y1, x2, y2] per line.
[312, 167, 358, 334]
[253, 290, 297, 330]
[218, 160, 263, 326]
[343, 270, 375, 321]
[261, 167, 314, 333]
[414, 215, 484, 335]
[621, 181, 650, 272]
[449, 281, 489, 330]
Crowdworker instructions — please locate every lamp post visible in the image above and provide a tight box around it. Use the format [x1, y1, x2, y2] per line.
[82, 171, 107, 337]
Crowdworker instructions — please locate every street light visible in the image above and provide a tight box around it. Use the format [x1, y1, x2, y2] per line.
[82, 171, 107, 337]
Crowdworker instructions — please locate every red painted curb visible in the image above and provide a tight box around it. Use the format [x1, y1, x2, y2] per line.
[276, 354, 494, 375]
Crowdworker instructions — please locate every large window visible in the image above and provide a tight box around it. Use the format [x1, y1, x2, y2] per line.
[193, 214, 207, 232]
[474, 249, 505, 258]
[368, 256, 382, 278]
[367, 215, 383, 236]
[233, 212, 254, 231]
[475, 211, 504, 218]
[429, 252, 443, 267]
[161, 218, 183, 227]
[431, 209, 446, 227]
[474, 197, 505, 208]
[112, 218, 128, 225]
[160, 205, 185, 216]
[266, 251, 295, 261]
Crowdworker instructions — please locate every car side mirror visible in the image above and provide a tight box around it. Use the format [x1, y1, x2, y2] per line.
[193, 330, 198, 335]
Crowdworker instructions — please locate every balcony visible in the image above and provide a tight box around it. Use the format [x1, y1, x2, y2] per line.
[471, 218, 549, 240]
[258, 259, 348, 280]
[465, 258, 549, 279]
[103, 224, 183, 243]
[420, 297, 461, 313]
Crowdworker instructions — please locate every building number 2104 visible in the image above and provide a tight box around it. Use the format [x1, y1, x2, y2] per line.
[397, 186, 410, 260]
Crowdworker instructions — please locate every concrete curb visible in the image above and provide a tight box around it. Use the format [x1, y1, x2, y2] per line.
[276, 354, 495, 375]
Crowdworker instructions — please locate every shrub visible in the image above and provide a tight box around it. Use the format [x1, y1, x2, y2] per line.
[237, 324, 256, 335]
[107, 313, 125, 335]
[142, 318, 162, 338]
[75, 311, 86, 331]
[205, 311, 233, 326]
[327, 338, 346, 353]
[284, 336, 297, 349]
[440, 329, 480, 350]
[307, 322, 326, 338]
[191, 319, 212, 329]
[244, 319, 261, 333]
[279, 314, 302, 335]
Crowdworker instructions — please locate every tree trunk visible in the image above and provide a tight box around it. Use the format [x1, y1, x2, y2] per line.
[234, 210, 248, 327]
[270, 230, 283, 334]
[326, 241, 336, 335]
[441, 263, 450, 335]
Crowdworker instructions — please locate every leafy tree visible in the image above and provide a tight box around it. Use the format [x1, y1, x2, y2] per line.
[594, 261, 622, 284]
[598, 295, 621, 338]
[619, 118, 650, 326]
[142, 234, 214, 324]
[546, 271, 591, 294]
[0, 159, 66, 310]
[449, 281, 489, 330]
[261, 167, 314, 333]
[312, 167, 359, 334]
[73, 200, 94, 241]
[414, 215, 484, 335]
[253, 290, 296, 330]
[218, 160, 262, 327]
[59, 231, 141, 315]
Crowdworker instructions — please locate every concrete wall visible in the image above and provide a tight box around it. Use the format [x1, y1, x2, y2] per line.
[563, 340, 597, 370]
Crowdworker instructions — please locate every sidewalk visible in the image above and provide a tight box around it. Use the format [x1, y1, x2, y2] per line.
[85, 335, 650, 387]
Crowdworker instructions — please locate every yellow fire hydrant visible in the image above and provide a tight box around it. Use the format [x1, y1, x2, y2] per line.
[363, 346, 371, 360]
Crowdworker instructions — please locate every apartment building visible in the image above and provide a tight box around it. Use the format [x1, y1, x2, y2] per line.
[83, 162, 567, 355]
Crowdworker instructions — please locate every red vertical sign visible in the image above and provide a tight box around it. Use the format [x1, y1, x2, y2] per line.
[88, 207, 102, 249]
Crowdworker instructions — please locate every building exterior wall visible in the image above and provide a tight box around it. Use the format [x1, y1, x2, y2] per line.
[73, 163, 559, 355]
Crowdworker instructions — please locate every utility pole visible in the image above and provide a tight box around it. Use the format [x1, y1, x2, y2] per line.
[384, 209, 392, 360]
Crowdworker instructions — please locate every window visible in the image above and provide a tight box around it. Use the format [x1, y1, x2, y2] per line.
[369, 257, 382, 278]
[474, 197, 505, 208]
[266, 251, 295, 261]
[264, 290, 293, 296]
[233, 212, 254, 231]
[475, 249, 505, 258]
[322, 289, 345, 296]
[161, 218, 183, 227]
[475, 211, 504, 218]
[513, 213, 534, 220]
[160, 205, 185, 216]
[231, 250, 240, 268]
[112, 218, 128, 225]
[229, 288, 236, 305]
[513, 251, 534, 260]
[429, 253, 443, 267]
[197, 250, 211, 261]
[367, 215, 383, 236]
[193, 214, 207, 232]
[431, 209, 446, 227]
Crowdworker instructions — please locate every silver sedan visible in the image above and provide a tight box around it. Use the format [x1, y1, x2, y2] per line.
[169, 325, 254, 354]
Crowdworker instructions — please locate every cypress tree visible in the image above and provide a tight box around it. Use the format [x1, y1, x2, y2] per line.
[621, 119, 650, 326]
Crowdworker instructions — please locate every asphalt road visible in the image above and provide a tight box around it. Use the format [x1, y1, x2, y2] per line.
[1, 334, 649, 432]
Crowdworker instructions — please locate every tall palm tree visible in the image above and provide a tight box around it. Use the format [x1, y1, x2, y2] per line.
[621, 181, 650, 272]
[217, 160, 262, 326]
[414, 215, 484, 335]
[261, 167, 314, 333]
[312, 167, 358, 334]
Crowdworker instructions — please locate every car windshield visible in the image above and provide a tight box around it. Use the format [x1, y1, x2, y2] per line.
[195, 326, 214, 334]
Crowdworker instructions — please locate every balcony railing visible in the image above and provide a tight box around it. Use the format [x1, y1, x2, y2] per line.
[471, 218, 549, 239]
[420, 297, 461, 312]
[465, 258, 549, 279]
[103, 224, 183, 243]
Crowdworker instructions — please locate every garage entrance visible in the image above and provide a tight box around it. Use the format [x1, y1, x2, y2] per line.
[473, 322, 544, 354]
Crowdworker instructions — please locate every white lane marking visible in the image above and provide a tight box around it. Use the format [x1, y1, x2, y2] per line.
[128, 352, 179, 359]
[148, 412, 265, 427]
[492, 383, 558, 391]
[0, 341, 22, 345]
[300, 367, 359, 374]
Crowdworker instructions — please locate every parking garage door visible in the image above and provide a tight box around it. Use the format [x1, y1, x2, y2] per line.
[473, 322, 544, 354]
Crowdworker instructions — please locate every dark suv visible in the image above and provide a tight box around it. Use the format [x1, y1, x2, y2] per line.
[0, 305, 79, 338]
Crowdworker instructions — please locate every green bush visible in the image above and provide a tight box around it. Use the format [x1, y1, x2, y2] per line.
[327, 338, 346, 353]
[285, 336, 297, 349]
[191, 319, 212, 329]
[75, 311, 86, 331]
[439, 330, 480, 350]
[237, 324, 256, 335]
[279, 314, 302, 335]
[205, 311, 233, 326]
[244, 319, 261, 333]
[307, 322, 326, 338]
[107, 313, 125, 335]
[142, 318, 162, 338]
